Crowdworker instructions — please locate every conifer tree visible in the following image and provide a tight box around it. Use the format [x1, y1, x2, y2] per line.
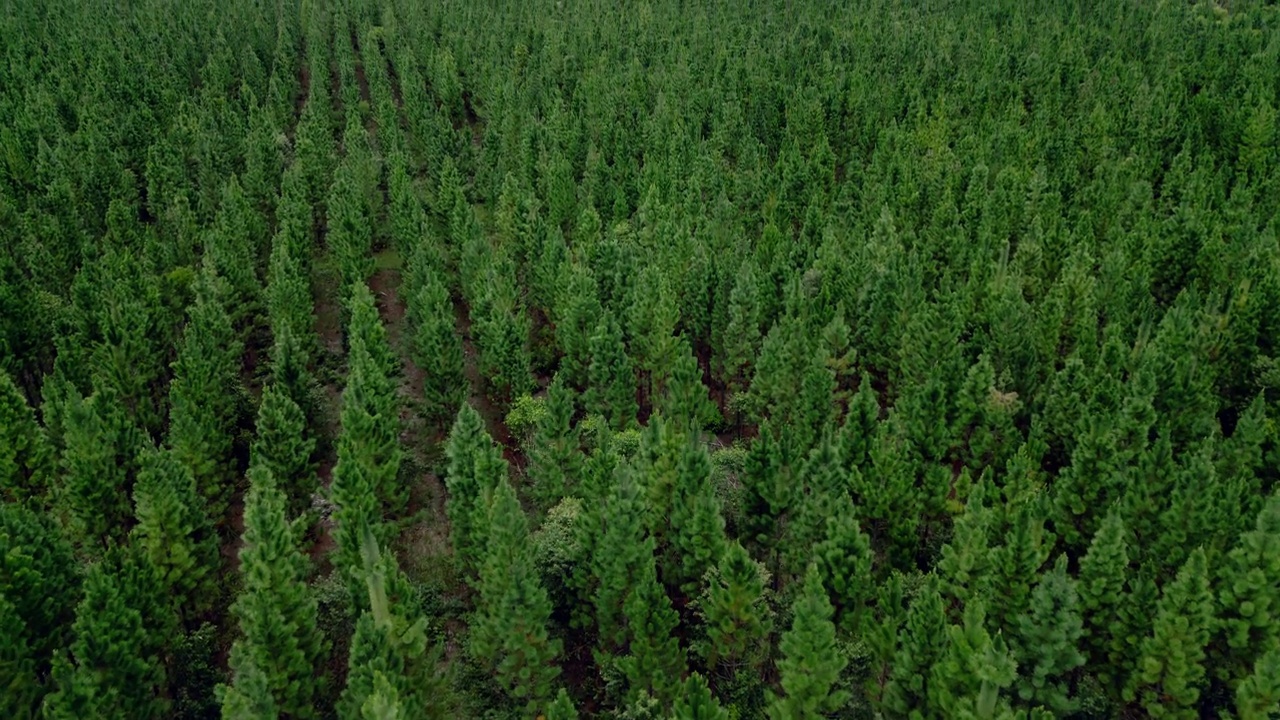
[527, 373, 583, 510]
[669, 441, 728, 597]
[881, 581, 948, 716]
[444, 403, 501, 578]
[1077, 509, 1131, 681]
[0, 368, 52, 502]
[698, 540, 772, 673]
[131, 447, 218, 626]
[42, 549, 171, 720]
[661, 341, 718, 435]
[593, 469, 649, 651]
[814, 494, 874, 635]
[837, 374, 880, 473]
[585, 311, 637, 430]
[722, 259, 762, 393]
[471, 478, 561, 713]
[0, 593, 39, 719]
[1011, 554, 1085, 713]
[768, 564, 849, 719]
[1214, 493, 1280, 689]
[927, 601, 1019, 718]
[338, 529, 447, 720]
[1126, 547, 1216, 719]
[268, 322, 321, 436]
[406, 267, 465, 422]
[216, 652, 277, 720]
[221, 466, 326, 718]
[250, 383, 317, 519]
[1234, 647, 1280, 720]
[60, 389, 141, 550]
[546, 689, 579, 720]
[620, 539, 686, 707]
[0, 503, 78, 715]
[673, 673, 730, 720]
[336, 283, 404, 518]
[555, 266, 603, 389]
[168, 266, 245, 524]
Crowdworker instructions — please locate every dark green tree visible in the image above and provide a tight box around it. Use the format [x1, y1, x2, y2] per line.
[131, 447, 218, 626]
[167, 266, 245, 525]
[338, 529, 447, 720]
[0, 368, 52, 502]
[405, 266, 466, 422]
[470, 478, 562, 713]
[444, 403, 502, 578]
[250, 383, 317, 519]
[672, 673, 730, 720]
[221, 466, 327, 718]
[42, 550, 171, 720]
[60, 389, 142, 550]
[526, 373, 583, 511]
[696, 540, 772, 674]
[1011, 554, 1085, 714]
[593, 469, 649, 651]
[620, 539, 686, 707]
[0, 504, 79, 716]
[1214, 493, 1280, 689]
[1125, 547, 1216, 719]
[767, 564, 849, 719]
[669, 441, 728, 597]
[585, 311, 637, 430]
[813, 494, 874, 635]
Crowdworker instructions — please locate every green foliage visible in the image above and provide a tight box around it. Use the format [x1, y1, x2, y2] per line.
[1126, 548, 1217, 719]
[470, 478, 562, 713]
[221, 467, 327, 718]
[250, 383, 317, 519]
[695, 540, 773, 672]
[768, 564, 849, 720]
[585, 311, 637, 431]
[131, 447, 219, 625]
[444, 403, 502, 579]
[0, 369, 52, 502]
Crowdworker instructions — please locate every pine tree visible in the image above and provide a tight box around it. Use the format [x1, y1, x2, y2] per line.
[131, 447, 218, 626]
[216, 652, 277, 720]
[0, 593, 40, 719]
[927, 601, 1019, 718]
[620, 539, 686, 707]
[669, 440, 728, 597]
[881, 581, 948, 716]
[0, 503, 79, 716]
[698, 540, 772, 672]
[661, 341, 718, 435]
[42, 550, 171, 720]
[722, 258, 762, 394]
[338, 529, 447, 720]
[250, 383, 317, 519]
[1234, 647, 1280, 720]
[1011, 554, 1085, 714]
[527, 373, 582, 510]
[336, 283, 404, 519]
[593, 469, 650, 651]
[1126, 547, 1216, 719]
[168, 266, 245, 525]
[221, 467, 327, 718]
[585, 311, 637, 430]
[546, 689, 579, 720]
[444, 403, 502, 578]
[470, 478, 562, 713]
[1214, 493, 1280, 689]
[1077, 509, 1132, 682]
[813, 494, 874, 635]
[672, 673, 730, 720]
[837, 374, 880, 473]
[555, 265, 602, 389]
[405, 267, 465, 422]
[0, 368, 52, 502]
[768, 564, 849, 719]
[60, 389, 141, 550]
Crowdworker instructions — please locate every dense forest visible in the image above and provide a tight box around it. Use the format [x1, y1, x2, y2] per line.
[2, 0, 1280, 717]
